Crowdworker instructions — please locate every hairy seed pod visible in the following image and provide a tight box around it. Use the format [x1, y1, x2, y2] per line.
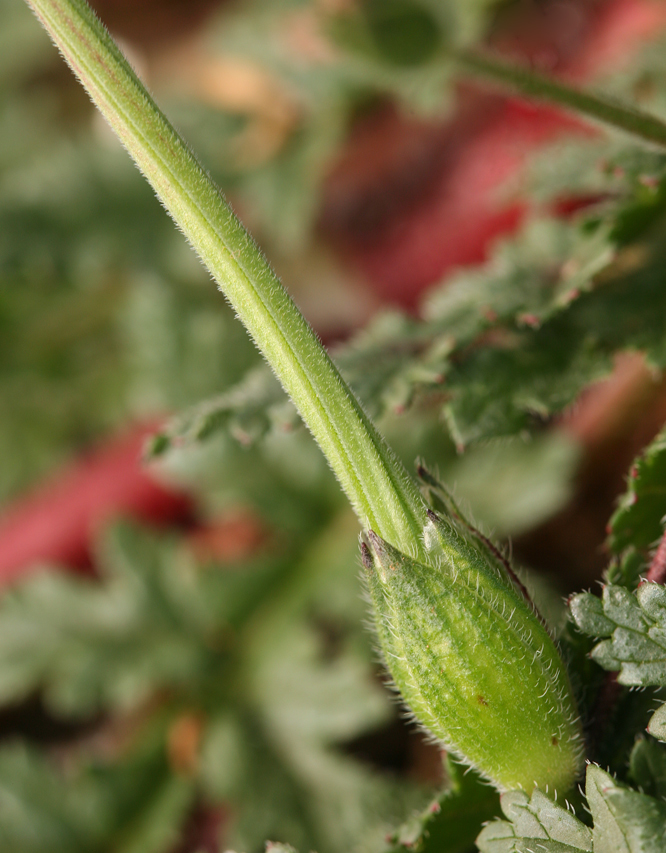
[361, 508, 584, 793]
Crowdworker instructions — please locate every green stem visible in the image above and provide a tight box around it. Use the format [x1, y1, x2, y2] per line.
[457, 49, 666, 151]
[24, 0, 427, 554]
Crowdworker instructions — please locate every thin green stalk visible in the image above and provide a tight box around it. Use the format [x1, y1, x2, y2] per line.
[457, 49, 666, 151]
[23, 2, 590, 794]
[24, 0, 427, 555]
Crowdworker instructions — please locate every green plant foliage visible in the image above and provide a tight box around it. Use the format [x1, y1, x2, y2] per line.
[586, 764, 666, 853]
[0, 1, 259, 500]
[383, 757, 500, 853]
[605, 429, 664, 640]
[213, 0, 504, 103]
[0, 736, 196, 853]
[0, 507, 433, 853]
[629, 737, 666, 801]
[356, 0, 445, 67]
[147, 216, 586, 454]
[151, 152, 666, 455]
[647, 703, 666, 743]
[608, 426, 666, 554]
[145, 366, 295, 456]
[0, 521, 288, 715]
[183, 0, 506, 250]
[476, 787, 592, 852]
[569, 582, 666, 688]
[0, 744, 103, 853]
[569, 581, 666, 744]
[477, 765, 666, 853]
[10, 0, 666, 849]
[605, 549, 647, 593]
[232, 512, 426, 853]
[362, 519, 584, 793]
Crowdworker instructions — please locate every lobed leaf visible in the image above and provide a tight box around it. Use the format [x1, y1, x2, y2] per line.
[0, 522, 284, 716]
[477, 765, 666, 853]
[570, 582, 666, 742]
[476, 786, 592, 853]
[152, 160, 666, 456]
[586, 764, 666, 853]
[570, 583, 666, 686]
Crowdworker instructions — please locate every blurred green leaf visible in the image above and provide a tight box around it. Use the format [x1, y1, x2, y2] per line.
[0, 522, 284, 715]
[0, 744, 100, 853]
[0, 734, 195, 853]
[608, 426, 666, 554]
[385, 757, 500, 853]
[152, 159, 666, 455]
[237, 511, 427, 853]
[629, 738, 666, 800]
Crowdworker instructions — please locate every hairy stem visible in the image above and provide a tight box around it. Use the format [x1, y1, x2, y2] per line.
[25, 0, 427, 554]
[457, 49, 666, 151]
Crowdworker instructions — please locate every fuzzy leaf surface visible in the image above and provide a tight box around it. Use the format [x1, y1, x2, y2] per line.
[363, 522, 584, 793]
[477, 766, 666, 853]
[569, 583, 666, 686]
[476, 786, 592, 853]
[586, 765, 666, 853]
[647, 702, 666, 743]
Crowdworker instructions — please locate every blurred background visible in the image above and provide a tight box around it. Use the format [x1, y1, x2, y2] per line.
[3, 1, 666, 851]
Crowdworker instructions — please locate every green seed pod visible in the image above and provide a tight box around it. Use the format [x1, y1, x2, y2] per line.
[361, 507, 584, 794]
